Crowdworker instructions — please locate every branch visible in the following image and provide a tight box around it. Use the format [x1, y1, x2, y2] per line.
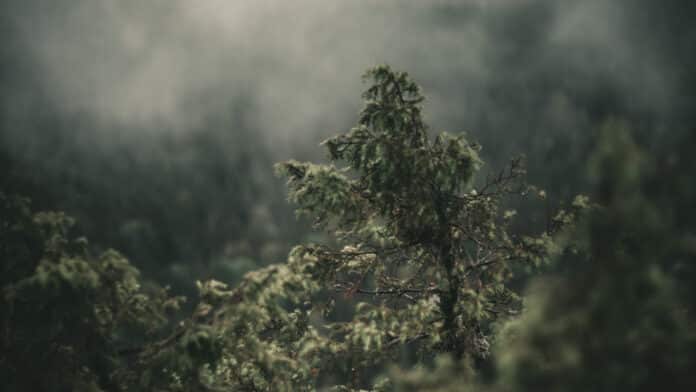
[386, 333, 430, 349]
[334, 284, 441, 297]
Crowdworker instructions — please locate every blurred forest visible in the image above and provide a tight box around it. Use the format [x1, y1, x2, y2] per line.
[2, 0, 694, 294]
[1, 0, 696, 390]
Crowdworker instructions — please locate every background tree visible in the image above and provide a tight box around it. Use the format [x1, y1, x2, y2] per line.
[490, 121, 696, 391]
[0, 192, 234, 391]
[387, 121, 696, 391]
[0, 108, 297, 294]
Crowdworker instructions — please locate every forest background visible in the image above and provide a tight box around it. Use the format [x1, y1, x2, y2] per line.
[1, 0, 695, 390]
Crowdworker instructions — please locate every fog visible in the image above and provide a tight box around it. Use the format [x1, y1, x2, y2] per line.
[1, 0, 693, 278]
[4, 1, 689, 153]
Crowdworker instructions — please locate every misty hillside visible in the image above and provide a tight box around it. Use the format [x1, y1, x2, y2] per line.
[1, 2, 695, 390]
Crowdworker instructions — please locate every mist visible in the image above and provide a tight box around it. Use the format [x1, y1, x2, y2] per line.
[4, 1, 690, 150]
[1, 0, 694, 279]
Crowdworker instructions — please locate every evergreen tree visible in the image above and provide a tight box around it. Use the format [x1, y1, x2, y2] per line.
[1, 66, 612, 391]
[268, 65, 572, 388]
[490, 121, 696, 391]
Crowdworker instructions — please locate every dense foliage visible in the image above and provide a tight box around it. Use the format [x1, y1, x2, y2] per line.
[0, 192, 186, 390]
[389, 121, 696, 392]
[273, 65, 579, 378]
[188, 66, 582, 390]
[2, 66, 695, 391]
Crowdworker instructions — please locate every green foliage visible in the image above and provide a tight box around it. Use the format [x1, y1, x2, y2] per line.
[392, 121, 696, 391]
[12, 66, 692, 392]
[386, 356, 479, 392]
[489, 122, 696, 391]
[0, 192, 224, 391]
[273, 65, 577, 388]
[196, 252, 321, 391]
[0, 192, 320, 391]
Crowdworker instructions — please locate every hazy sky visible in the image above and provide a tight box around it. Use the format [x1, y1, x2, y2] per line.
[2, 0, 693, 284]
[2, 0, 690, 158]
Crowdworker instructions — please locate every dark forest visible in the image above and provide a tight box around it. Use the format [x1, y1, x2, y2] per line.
[2, 1, 695, 390]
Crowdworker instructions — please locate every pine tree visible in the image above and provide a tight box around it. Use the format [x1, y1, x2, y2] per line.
[271, 65, 569, 388]
[1, 66, 592, 391]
